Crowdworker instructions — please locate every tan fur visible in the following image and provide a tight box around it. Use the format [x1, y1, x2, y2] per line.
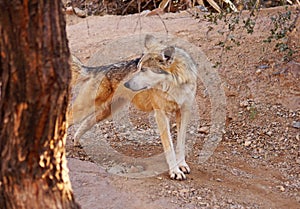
[69, 35, 197, 180]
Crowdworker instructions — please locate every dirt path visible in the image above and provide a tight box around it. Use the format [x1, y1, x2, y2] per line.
[66, 6, 300, 208]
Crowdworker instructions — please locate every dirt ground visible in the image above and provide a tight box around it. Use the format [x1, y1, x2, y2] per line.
[65, 6, 300, 209]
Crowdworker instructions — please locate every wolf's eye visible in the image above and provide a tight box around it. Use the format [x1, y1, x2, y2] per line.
[141, 68, 147, 72]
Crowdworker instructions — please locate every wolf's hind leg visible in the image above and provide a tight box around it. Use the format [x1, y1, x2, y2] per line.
[73, 97, 128, 147]
[73, 104, 111, 146]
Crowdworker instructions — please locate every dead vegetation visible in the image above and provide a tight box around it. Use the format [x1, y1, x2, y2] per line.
[64, 0, 300, 17]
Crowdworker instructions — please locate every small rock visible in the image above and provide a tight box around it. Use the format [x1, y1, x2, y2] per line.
[196, 196, 202, 200]
[277, 185, 285, 192]
[198, 126, 209, 134]
[128, 165, 144, 173]
[257, 65, 270, 69]
[108, 165, 124, 174]
[265, 131, 272, 136]
[256, 69, 262, 74]
[179, 188, 189, 196]
[198, 202, 209, 206]
[227, 198, 233, 204]
[73, 7, 87, 18]
[171, 190, 178, 196]
[189, 130, 195, 134]
[244, 140, 252, 146]
[292, 121, 300, 129]
[65, 6, 74, 15]
[240, 100, 249, 107]
[140, 9, 151, 16]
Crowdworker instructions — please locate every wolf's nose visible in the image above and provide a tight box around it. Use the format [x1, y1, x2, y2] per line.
[124, 81, 130, 89]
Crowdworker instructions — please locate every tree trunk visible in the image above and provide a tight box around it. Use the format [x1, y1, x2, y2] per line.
[0, 1, 80, 208]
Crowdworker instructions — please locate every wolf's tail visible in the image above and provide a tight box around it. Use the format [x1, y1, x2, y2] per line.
[68, 55, 86, 126]
[70, 55, 86, 87]
[71, 55, 83, 70]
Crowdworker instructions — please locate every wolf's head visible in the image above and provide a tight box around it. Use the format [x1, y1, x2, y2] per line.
[124, 35, 196, 92]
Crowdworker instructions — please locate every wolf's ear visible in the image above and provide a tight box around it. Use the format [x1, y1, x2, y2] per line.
[144, 35, 159, 50]
[162, 46, 175, 62]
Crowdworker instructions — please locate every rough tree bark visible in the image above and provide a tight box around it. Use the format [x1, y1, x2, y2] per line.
[0, 0, 80, 208]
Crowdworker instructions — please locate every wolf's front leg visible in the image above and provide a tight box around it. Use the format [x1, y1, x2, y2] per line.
[175, 108, 191, 174]
[154, 110, 186, 180]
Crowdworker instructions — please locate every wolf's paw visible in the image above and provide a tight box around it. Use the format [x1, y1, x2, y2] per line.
[179, 163, 191, 174]
[169, 168, 187, 180]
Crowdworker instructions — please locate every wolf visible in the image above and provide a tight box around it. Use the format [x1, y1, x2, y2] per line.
[69, 35, 198, 180]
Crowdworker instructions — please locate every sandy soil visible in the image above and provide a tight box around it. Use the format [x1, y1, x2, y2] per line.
[65, 6, 300, 209]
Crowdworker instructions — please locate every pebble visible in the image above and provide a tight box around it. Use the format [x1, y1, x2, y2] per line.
[196, 196, 202, 200]
[277, 185, 285, 192]
[265, 131, 272, 136]
[257, 65, 270, 69]
[198, 126, 210, 134]
[65, 6, 74, 15]
[108, 165, 124, 174]
[179, 188, 189, 196]
[128, 165, 144, 173]
[73, 7, 87, 18]
[292, 121, 300, 129]
[244, 140, 252, 146]
[140, 10, 151, 16]
[240, 100, 249, 107]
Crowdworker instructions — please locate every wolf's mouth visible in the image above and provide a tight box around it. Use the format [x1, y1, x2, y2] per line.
[131, 86, 148, 92]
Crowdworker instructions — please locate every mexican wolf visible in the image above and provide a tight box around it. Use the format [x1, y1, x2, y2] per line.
[69, 35, 197, 180]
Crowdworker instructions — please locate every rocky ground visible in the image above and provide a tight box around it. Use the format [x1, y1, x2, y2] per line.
[65, 5, 299, 209]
